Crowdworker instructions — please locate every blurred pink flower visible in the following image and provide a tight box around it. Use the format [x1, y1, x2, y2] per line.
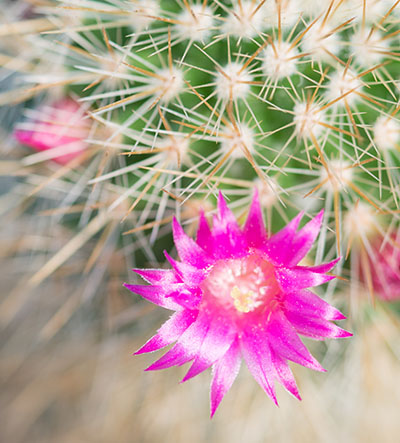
[126, 192, 351, 417]
[14, 98, 90, 165]
[365, 232, 400, 301]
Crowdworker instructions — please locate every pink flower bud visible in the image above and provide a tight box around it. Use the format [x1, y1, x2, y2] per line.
[14, 98, 90, 165]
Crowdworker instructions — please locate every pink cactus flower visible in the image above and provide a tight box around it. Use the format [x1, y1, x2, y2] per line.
[14, 98, 90, 165]
[365, 232, 400, 301]
[125, 192, 351, 417]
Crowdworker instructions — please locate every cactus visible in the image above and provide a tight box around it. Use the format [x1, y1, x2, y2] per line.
[1, 0, 400, 438]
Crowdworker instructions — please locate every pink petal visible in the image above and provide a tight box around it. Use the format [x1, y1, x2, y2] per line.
[243, 190, 268, 248]
[285, 311, 352, 340]
[211, 193, 246, 258]
[173, 218, 211, 269]
[134, 268, 179, 285]
[284, 289, 346, 321]
[196, 211, 213, 254]
[263, 212, 324, 266]
[301, 257, 340, 274]
[271, 351, 301, 400]
[135, 310, 198, 355]
[15, 129, 86, 165]
[267, 311, 325, 372]
[133, 268, 202, 309]
[164, 252, 206, 287]
[15, 129, 35, 146]
[275, 267, 335, 292]
[181, 316, 235, 382]
[210, 338, 241, 418]
[145, 310, 210, 371]
[217, 191, 241, 233]
[163, 286, 202, 310]
[241, 327, 278, 404]
[263, 212, 303, 265]
[124, 283, 182, 310]
[286, 211, 324, 266]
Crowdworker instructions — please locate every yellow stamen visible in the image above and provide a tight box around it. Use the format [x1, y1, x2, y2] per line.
[230, 286, 258, 313]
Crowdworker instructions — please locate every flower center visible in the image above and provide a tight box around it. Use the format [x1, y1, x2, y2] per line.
[230, 286, 259, 313]
[200, 253, 280, 314]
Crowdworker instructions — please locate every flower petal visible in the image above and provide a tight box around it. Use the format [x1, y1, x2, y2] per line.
[271, 351, 301, 400]
[196, 211, 213, 254]
[267, 311, 325, 372]
[285, 310, 352, 340]
[262, 212, 303, 265]
[275, 267, 335, 292]
[211, 193, 246, 258]
[263, 211, 324, 266]
[243, 190, 267, 248]
[286, 211, 324, 266]
[173, 217, 211, 269]
[135, 310, 198, 355]
[217, 191, 241, 233]
[241, 327, 277, 404]
[181, 316, 235, 382]
[163, 285, 202, 310]
[301, 257, 340, 274]
[124, 283, 181, 310]
[134, 268, 179, 285]
[210, 338, 241, 418]
[164, 252, 207, 287]
[145, 310, 210, 371]
[284, 289, 346, 321]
